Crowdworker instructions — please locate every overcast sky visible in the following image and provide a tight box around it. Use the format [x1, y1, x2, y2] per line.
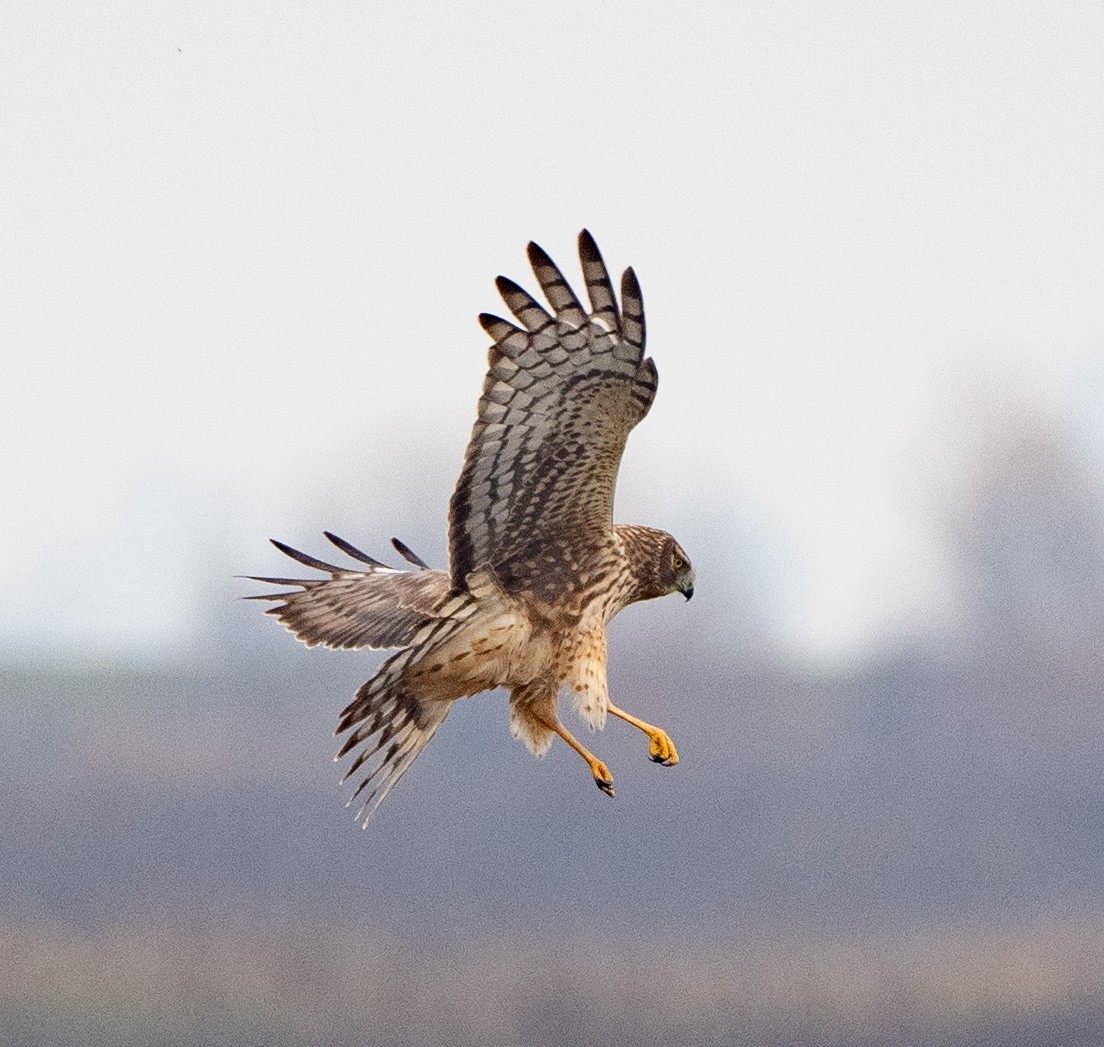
[3, 1, 1102, 661]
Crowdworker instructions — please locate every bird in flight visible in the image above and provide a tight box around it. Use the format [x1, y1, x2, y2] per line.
[248, 231, 694, 826]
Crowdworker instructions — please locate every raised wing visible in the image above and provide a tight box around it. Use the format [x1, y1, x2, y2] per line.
[448, 230, 658, 590]
[245, 533, 450, 650]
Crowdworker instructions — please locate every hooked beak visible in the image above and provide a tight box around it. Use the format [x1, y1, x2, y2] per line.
[681, 582, 694, 601]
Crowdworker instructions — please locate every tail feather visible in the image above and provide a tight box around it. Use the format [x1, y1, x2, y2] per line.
[336, 640, 457, 827]
[344, 708, 446, 826]
[248, 536, 492, 826]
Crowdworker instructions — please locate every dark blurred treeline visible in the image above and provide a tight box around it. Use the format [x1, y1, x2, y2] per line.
[5, 623, 1103, 1045]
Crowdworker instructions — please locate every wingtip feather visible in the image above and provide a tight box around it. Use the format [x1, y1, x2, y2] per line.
[323, 531, 388, 568]
[391, 537, 430, 570]
[269, 539, 344, 573]
[577, 228, 600, 259]
[620, 266, 646, 348]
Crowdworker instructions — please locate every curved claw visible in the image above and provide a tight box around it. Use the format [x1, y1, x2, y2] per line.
[647, 729, 679, 767]
[590, 757, 615, 797]
[607, 703, 679, 770]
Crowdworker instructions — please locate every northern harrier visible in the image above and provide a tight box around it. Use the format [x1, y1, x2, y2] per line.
[249, 232, 694, 826]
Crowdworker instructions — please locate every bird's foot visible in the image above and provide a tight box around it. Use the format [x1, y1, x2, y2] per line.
[647, 728, 679, 767]
[590, 758, 615, 797]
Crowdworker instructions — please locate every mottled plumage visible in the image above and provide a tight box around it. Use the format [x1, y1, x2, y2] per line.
[250, 231, 694, 825]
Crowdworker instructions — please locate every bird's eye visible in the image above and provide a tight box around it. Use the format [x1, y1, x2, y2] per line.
[672, 553, 687, 571]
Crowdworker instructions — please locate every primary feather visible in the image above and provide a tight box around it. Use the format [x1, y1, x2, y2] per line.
[246, 535, 448, 650]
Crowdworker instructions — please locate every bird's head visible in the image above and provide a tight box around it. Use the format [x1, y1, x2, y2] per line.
[667, 537, 695, 601]
[616, 526, 695, 604]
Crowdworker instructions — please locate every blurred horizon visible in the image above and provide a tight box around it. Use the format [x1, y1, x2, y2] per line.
[5, 367, 1102, 673]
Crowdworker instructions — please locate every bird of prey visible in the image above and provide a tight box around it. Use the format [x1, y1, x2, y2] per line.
[248, 231, 694, 826]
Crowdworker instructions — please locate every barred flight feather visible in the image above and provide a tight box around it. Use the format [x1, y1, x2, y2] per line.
[449, 229, 658, 590]
[248, 536, 449, 651]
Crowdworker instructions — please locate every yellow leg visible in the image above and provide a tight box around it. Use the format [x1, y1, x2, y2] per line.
[532, 712, 615, 797]
[608, 703, 679, 766]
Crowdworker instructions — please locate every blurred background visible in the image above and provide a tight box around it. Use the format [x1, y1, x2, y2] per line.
[3, 3, 1103, 1045]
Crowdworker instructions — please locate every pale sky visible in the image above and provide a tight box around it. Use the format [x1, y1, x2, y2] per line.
[3, 1, 1102, 660]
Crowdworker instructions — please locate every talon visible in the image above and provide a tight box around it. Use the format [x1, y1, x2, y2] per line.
[590, 759, 615, 797]
[647, 730, 679, 767]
